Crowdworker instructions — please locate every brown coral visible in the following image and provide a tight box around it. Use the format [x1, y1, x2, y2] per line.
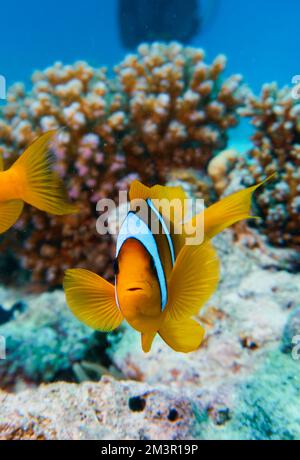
[0, 43, 246, 287]
[115, 42, 246, 181]
[233, 83, 300, 247]
[207, 148, 239, 194]
[0, 62, 128, 286]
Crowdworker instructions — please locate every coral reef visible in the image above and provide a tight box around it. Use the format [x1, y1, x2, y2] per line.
[0, 289, 123, 391]
[281, 307, 300, 354]
[115, 42, 246, 180]
[1, 351, 299, 440]
[0, 43, 246, 287]
[0, 300, 26, 326]
[0, 378, 197, 440]
[207, 148, 239, 194]
[0, 232, 299, 440]
[227, 83, 300, 247]
[0, 62, 127, 286]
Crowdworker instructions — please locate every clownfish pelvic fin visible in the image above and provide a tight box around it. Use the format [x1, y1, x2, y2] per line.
[141, 331, 157, 353]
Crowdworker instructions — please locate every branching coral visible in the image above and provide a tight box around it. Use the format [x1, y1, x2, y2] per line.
[115, 42, 246, 181]
[231, 83, 300, 247]
[207, 148, 239, 195]
[0, 62, 130, 286]
[0, 43, 246, 287]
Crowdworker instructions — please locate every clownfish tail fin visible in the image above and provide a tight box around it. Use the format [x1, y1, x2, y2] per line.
[10, 131, 78, 215]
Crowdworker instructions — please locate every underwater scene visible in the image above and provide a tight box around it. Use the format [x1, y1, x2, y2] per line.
[0, 0, 299, 442]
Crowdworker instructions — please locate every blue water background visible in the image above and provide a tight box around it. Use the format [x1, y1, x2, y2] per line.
[1, 0, 298, 146]
[1, 0, 298, 90]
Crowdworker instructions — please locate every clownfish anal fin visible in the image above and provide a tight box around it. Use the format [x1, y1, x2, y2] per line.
[63, 268, 123, 332]
[166, 240, 220, 321]
[0, 199, 24, 234]
[141, 331, 156, 353]
[159, 316, 205, 353]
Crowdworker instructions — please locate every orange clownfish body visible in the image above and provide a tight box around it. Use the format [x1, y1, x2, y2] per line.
[0, 131, 77, 235]
[64, 176, 274, 353]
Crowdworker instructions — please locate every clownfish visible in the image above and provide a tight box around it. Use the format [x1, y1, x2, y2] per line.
[0, 130, 77, 235]
[64, 176, 273, 353]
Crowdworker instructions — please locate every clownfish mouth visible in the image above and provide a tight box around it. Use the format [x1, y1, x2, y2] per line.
[126, 282, 151, 293]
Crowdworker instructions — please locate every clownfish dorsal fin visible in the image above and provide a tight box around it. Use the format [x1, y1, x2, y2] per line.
[129, 180, 188, 224]
[129, 180, 152, 202]
[166, 239, 220, 321]
[63, 268, 123, 331]
[129, 180, 189, 259]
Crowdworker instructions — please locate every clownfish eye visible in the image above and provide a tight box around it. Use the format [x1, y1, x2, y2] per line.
[113, 258, 119, 275]
[149, 256, 156, 273]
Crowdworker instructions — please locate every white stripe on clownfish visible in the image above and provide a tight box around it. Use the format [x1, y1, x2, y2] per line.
[115, 210, 168, 310]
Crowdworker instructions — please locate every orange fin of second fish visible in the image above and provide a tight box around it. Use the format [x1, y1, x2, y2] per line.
[141, 331, 156, 353]
[159, 316, 205, 353]
[166, 240, 220, 321]
[0, 200, 24, 234]
[63, 268, 123, 332]
[10, 130, 78, 215]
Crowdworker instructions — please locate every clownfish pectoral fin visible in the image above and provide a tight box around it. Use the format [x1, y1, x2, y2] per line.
[186, 173, 276, 241]
[63, 268, 123, 332]
[141, 331, 156, 353]
[0, 200, 24, 234]
[166, 240, 220, 321]
[10, 130, 78, 215]
[129, 180, 188, 223]
[159, 317, 205, 353]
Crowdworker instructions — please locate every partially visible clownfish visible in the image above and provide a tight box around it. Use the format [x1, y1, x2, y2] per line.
[0, 130, 78, 235]
[64, 176, 274, 353]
